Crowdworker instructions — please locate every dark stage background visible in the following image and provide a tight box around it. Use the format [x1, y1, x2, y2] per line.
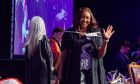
[0, 0, 140, 83]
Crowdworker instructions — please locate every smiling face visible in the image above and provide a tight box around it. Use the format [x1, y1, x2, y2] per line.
[80, 11, 91, 30]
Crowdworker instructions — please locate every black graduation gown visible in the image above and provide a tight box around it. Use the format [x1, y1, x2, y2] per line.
[24, 36, 53, 84]
[60, 28, 107, 84]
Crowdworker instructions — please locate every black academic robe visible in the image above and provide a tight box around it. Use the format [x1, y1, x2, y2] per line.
[24, 36, 53, 84]
[60, 27, 107, 84]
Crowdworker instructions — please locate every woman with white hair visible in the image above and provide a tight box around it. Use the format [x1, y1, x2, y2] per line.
[24, 16, 53, 84]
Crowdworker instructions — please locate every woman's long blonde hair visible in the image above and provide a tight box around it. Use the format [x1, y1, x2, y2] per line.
[27, 16, 46, 56]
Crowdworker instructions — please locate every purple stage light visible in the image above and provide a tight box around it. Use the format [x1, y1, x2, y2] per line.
[14, 0, 73, 55]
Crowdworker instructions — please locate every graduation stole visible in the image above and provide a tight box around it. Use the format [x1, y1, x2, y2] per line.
[51, 38, 62, 71]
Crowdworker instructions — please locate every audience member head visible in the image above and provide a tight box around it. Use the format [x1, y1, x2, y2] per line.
[120, 40, 130, 55]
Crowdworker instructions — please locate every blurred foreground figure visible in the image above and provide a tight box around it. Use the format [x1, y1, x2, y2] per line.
[0, 78, 22, 84]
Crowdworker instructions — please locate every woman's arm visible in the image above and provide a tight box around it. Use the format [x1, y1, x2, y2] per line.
[98, 40, 109, 57]
[98, 25, 114, 57]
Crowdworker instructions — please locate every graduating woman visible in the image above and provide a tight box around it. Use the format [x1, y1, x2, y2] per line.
[59, 7, 114, 84]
